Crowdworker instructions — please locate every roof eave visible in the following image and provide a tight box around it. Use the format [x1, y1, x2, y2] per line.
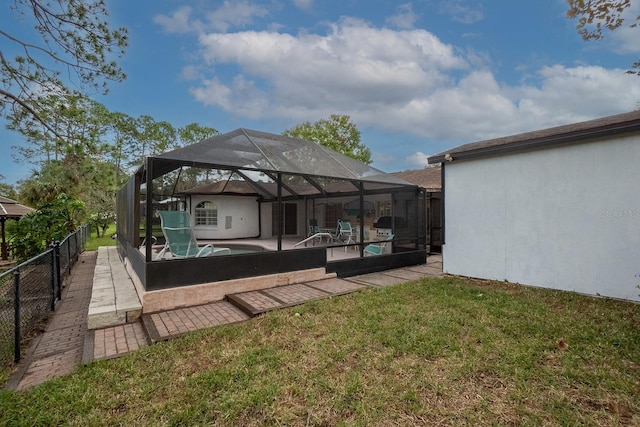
[428, 117, 640, 164]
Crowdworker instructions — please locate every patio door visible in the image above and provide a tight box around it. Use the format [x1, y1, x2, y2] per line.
[272, 203, 298, 236]
[325, 203, 342, 231]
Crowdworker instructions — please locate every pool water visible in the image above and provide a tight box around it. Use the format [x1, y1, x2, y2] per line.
[220, 244, 268, 255]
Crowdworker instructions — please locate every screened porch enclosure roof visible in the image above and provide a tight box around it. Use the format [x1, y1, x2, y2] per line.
[146, 128, 413, 188]
[119, 127, 427, 290]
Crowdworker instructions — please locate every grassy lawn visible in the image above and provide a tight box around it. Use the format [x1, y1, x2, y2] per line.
[84, 224, 117, 251]
[84, 224, 163, 252]
[0, 277, 638, 426]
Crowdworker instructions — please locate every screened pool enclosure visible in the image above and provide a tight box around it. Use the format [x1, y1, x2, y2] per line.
[117, 129, 426, 291]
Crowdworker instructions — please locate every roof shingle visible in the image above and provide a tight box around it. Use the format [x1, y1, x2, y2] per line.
[428, 110, 640, 164]
[392, 166, 441, 191]
[0, 196, 34, 219]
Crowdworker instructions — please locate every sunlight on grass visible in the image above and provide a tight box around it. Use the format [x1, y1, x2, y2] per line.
[1, 277, 638, 425]
[84, 224, 117, 251]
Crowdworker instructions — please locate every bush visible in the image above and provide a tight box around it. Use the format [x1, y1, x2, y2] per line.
[8, 194, 86, 261]
[88, 211, 115, 237]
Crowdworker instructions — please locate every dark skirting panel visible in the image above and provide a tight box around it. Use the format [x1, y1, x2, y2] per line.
[144, 247, 327, 291]
[326, 250, 426, 278]
[125, 244, 146, 287]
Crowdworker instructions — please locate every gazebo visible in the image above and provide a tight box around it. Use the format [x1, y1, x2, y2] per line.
[116, 129, 427, 293]
[0, 196, 34, 260]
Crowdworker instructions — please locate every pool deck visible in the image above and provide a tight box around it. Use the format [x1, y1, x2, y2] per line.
[199, 236, 374, 260]
[6, 246, 442, 391]
[109, 235, 406, 318]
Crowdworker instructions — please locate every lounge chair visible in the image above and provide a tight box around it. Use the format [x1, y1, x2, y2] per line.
[364, 234, 394, 256]
[308, 219, 320, 236]
[156, 210, 230, 260]
[337, 220, 355, 244]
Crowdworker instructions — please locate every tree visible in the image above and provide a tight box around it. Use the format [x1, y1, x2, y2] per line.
[124, 115, 177, 171]
[1, 0, 128, 133]
[178, 122, 220, 147]
[566, 0, 640, 74]
[0, 175, 17, 199]
[18, 160, 79, 205]
[82, 159, 117, 236]
[87, 192, 115, 237]
[7, 193, 85, 260]
[176, 123, 220, 189]
[8, 92, 108, 168]
[100, 110, 136, 186]
[283, 114, 372, 164]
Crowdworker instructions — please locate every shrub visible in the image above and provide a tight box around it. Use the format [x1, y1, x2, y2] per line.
[8, 194, 86, 261]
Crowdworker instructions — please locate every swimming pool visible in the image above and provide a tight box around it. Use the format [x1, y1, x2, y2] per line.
[218, 244, 269, 255]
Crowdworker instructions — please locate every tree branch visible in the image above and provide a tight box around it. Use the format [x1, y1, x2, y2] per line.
[0, 88, 64, 139]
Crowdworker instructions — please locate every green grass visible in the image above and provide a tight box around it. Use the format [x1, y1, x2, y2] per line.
[84, 224, 163, 252]
[1, 277, 639, 426]
[84, 224, 117, 251]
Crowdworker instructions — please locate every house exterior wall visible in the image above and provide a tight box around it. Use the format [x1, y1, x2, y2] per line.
[259, 202, 272, 237]
[443, 134, 640, 302]
[259, 201, 303, 237]
[188, 195, 260, 239]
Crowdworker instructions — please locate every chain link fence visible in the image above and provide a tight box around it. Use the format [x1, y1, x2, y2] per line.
[0, 225, 89, 366]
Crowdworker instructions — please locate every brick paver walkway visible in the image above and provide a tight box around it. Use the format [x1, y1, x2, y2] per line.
[6, 251, 96, 391]
[263, 283, 329, 305]
[306, 277, 367, 295]
[142, 301, 250, 342]
[91, 322, 148, 360]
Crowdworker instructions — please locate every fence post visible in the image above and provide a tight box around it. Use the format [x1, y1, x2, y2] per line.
[14, 271, 21, 363]
[66, 238, 72, 276]
[74, 230, 79, 261]
[53, 241, 62, 302]
[49, 245, 56, 311]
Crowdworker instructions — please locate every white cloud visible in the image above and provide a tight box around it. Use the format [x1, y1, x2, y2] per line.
[609, 3, 640, 54]
[374, 153, 396, 164]
[611, 25, 640, 54]
[292, 0, 313, 10]
[194, 18, 467, 118]
[512, 65, 640, 126]
[180, 65, 201, 81]
[154, 1, 269, 34]
[154, 6, 194, 34]
[190, 75, 269, 119]
[205, 1, 269, 32]
[179, 15, 640, 146]
[406, 152, 430, 167]
[386, 3, 419, 30]
[438, 0, 484, 24]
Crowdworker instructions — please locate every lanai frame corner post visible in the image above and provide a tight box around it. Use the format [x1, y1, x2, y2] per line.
[145, 157, 154, 262]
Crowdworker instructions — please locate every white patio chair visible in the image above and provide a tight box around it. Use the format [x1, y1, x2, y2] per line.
[364, 234, 394, 256]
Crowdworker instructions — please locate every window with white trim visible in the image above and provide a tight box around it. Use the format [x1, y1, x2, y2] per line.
[378, 200, 392, 217]
[195, 201, 218, 226]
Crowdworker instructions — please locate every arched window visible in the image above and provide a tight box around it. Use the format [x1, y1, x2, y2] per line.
[194, 201, 218, 226]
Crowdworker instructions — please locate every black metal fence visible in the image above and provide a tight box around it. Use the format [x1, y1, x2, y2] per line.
[0, 225, 89, 366]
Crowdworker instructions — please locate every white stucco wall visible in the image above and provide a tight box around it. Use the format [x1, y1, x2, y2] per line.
[443, 134, 640, 302]
[188, 195, 260, 239]
[259, 201, 303, 237]
[259, 202, 273, 237]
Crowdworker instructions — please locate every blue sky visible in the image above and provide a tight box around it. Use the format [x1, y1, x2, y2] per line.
[2, 0, 640, 185]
